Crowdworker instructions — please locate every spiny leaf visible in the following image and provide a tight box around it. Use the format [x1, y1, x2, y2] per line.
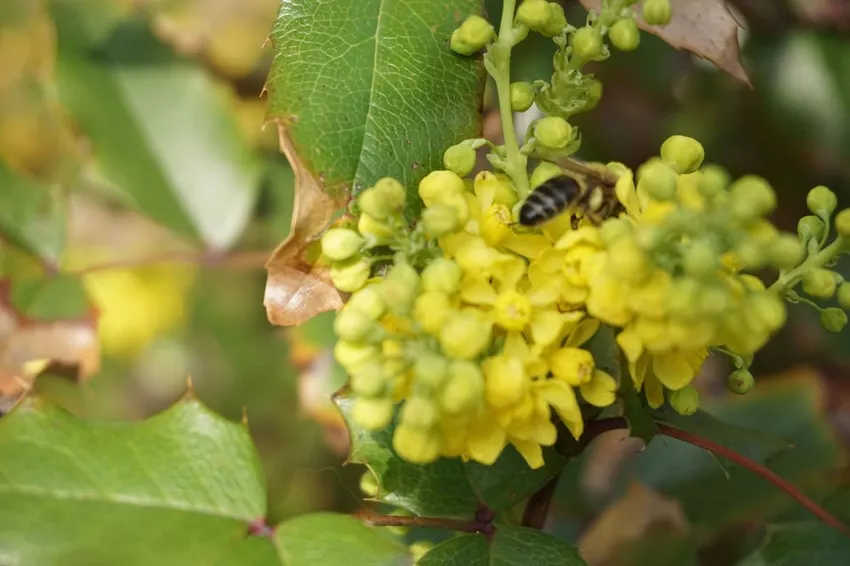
[418, 527, 587, 565]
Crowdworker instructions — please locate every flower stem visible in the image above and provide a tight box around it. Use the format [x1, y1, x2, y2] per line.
[770, 237, 845, 293]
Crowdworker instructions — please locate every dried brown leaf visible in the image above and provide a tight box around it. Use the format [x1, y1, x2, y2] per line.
[580, 0, 751, 87]
[263, 122, 346, 326]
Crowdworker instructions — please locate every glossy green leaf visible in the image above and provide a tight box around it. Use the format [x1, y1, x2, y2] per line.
[0, 399, 268, 565]
[266, 0, 484, 213]
[419, 527, 587, 565]
[8, 274, 89, 320]
[0, 160, 66, 263]
[737, 523, 850, 566]
[52, 1, 262, 249]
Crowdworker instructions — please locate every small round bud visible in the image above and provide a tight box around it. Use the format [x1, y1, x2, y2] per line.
[359, 178, 405, 219]
[668, 277, 701, 319]
[529, 161, 564, 188]
[443, 143, 476, 177]
[439, 360, 484, 414]
[352, 397, 394, 430]
[660, 135, 705, 174]
[669, 385, 700, 415]
[797, 215, 826, 244]
[347, 286, 387, 320]
[609, 18, 640, 51]
[358, 213, 393, 246]
[599, 217, 633, 245]
[802, 268, 837, 299]
[450, 15, 495, 55]
[422, 257, 462, 294]
[571, 26, 604, 60]
[413, 291, 452, 334]
[726, 369, 754, 395]
[806, 185, 838, 217]
[768, 234, 805, 270]
[359, 470, 379, 497]
[393, 424, 440, 464]
[334, 340, 380, 375]
[698, 164, 730, 199]
[413, 353, 449, 389]
[350, 362, 386, 397]
[837, 283, 850, 310]
[330, 257, 371, 292]
[729, 175, 777, 221]
[510, 81, 535, 112]
[835, 209, 850, 238]
[643, 0, 672, 26]
[334, 309, 381, 342]
[585, 79, 603, 110]
[637, 158, 678, 201]
[516, 0, 549, 30]
[422, 203, 461, 237]
[684, 239, 718, 277]
[607, 238, 650, 283]
[439, 309, 492, 359]
[418, 170, 466, 207]
[321, 228, 364, 262]
[382, 263, 420, 314]
[735, 240, 766, 270]
[747, 293, 786, 332]
[821, 307, 848, 333]
[400, 396, 438, 429]
[540, 3, 568, 37]
[534, 116, 573, 149]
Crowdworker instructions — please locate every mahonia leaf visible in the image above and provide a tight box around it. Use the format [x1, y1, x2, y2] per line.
[737, 523, 850, 566]
[580, 0, 751, 87]
[418, 526, 587, 565]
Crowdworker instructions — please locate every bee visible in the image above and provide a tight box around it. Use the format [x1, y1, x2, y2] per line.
[519, 158, 623, 228]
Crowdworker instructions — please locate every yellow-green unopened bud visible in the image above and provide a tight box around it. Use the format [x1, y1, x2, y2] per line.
[321, 228, 364, 261]
[401, 396, 438, 429]
[534, 116, 573, 149]
[802, 268, 837, 299]
[643, 0, 672, 26]
[451, 15, 494, 55]
[347, 286, 386, 320]
[334, 309, 382, 342]
[423, 204, 461, 237]
[748, 293, 786, 332]
[838, 283, 850, 310]
[382, 263, 420, 314]
[585, 79, 603, 109]
[439, 309, 492, 359]
[607, 238, 649, 283]
[530, 161, 564, 188]
[421, 257, 462, 294]
[684, 240, 718, 277]
[510, 81, 535, 112]
[599, 217, 632, 245]
[698, 164, 730, 199]
[393, 424, 440, 463]
[359, 470, 379, 497]
[806, 185, 838, 217]
[358, 213, 393, 246]
[352, 397, 394, 430]
[359, 178, 405, 219]
[516, 0, 549, 30]
[419, 170, 466, 207]
[821, 307, 847, 333]
[729, 175, 777, 221]
[726, 369, 754, 395]
[797, 215, 826, 244]
[660, 135, 705, 174]
[571, 26, 604, 60]
[413, 291, 452, 334]
[836, 209, 850, 238]
[637, 158, 678, 201]
[334, 340, 380, 375]
[330, 257, 371, 292]
[735, 240, 765, 270]
[768, 234, 804, 270]
[444, 144, 476, 177]
[668, 277, 701, 319]
[350, 363, 386, 397]
[670, 385, 700, 415]
[609, 18, 640, 51]
[440, 360, 484, 414]
[414, 353, 449, 389]
[540, 2, 567, 36]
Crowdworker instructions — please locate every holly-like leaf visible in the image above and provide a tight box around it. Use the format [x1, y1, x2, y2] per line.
[737, 523, 850, 566]
[418, 527, 587, 565]
[262, 0, 484, 327]
[52, 0, 263, 250]
[579, 0, 751, 87]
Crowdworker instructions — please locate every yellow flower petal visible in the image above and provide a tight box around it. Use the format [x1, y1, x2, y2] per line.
[538, 380, 584, 439]
[483, 355, 528, 407]
[467, 412, 507, 465]
[580, 370, 617, 407]
[616, 330, 643, 364]
[644, 371, 665, 408]
[541, 212, 574, 242]
[630, 353, 650, 390]
[555, 225, 602, 250]
[549, 347, 595, 386]
[564, 318, 600, 348]
[510, 438, 544, 469]
[502, 233, 551, 260]
[460, 277, 498, 305]
[493, 255, 526, 289]
[530, 309, 564, 348]
[652, 352, 695, 390]
[614, 168, 641, 217]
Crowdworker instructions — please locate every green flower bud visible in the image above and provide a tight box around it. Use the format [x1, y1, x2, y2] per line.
[401, 396, 438, 429]
[321, 228, 364, 262]
[660, 135, 705, 174]
[637, 158, 678, 201]
[443, 144, 476, 177]
[726, 369, 754, 395]
[359, 178, 405, 220]
[419, 169, 466, 207]
[735, 240, 766, 270]
[643, 0, 672, 26]
[748, 293, 786, 333]
[669, 385, 700, 415]
[698, 164, 730, 199]
[359, 470, 379, 497]
[607, 237, 650, 283]
[347, 286, 387, 320]
[571, 26, 604, 60]
[821, 307, 848, 333]
[540, 3, 568, 37]
[450, 15, 495, 55]
[609, 18, 640, 51]
[802, 268, 837, 299]
[357, 213, 393, 246]
[510, 81, 535, 112]
[439, 309, 492, 359]
[350, 361, 386, 397]
[806, 185, 838, 218]
[392, 424, 440, 464]
[414, 352, 449, 389]
[534, 116, 573, 149]
[382, 263, 420, 315]
[421, 257, 462, 294]
[423, 203, 461, 237]
[334, 340, 380, 375]
[684, 239, 718, 277]
[797, 215, 826, 244]
[352, 397, 394, 430]
[768, 234, 805, 270]
[599, 217, 633, 245]
[699, 284, 732, 316]
[516, 0, 549, 30]
[729, 175, 777, 221]
[330, 257, 371, 292]
[529, 161, 564, 188]
[439, 360, 484, 414]
[585, 79, 603, 110]
[668, 277, 701, 319]
[334, 308, 381, 342]
[838, 283, 850, 310]
[835, 209, 850, 238]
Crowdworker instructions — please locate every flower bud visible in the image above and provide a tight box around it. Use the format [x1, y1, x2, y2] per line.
[444, 143, 476, 177]
[510, 81, 535, 112]
[401, 396, 438, 429]
[637, 158, 678, 201]
[802, 268, 837, 299]
[571, 26, 604, 60]
[358, 213, 393, 245]
[439, 309, 492, 359]
[393, 424, 440, 463]
[821, 307, 848, 333]
[609, 18, 640, 51]
[439, 360, 485, 414]
[540, 2, 568, 36]
[334, 340, 380, 375]
[684, 239, 718, 277]
[351, 366, 387, 399]
[729, 176, 777, 221]
[352, 397, 394, 430]
[726, 369, 754, 395]
[483, 355, 528, 407]
[768, 234, 805, 270]
[668, 277, 701, 319]
[797, 215, 826, 244]
[437, 191, 470, 226]
[607, 238, 650, 283]
[421, 258, 462, 295]
[660, 135, 705, 174]
[382, 263, 420, 314]
[550, 347, 595, 386]
[643, 0, 672, 26]
[529, 161, 564, 188]
[334, 309, 382, 342]
[330, 257, 371, 292]
[423, 204, 461, 237]
[698, 164, 729, 199]
[516, 0, 550, 30]
[806, 185, 837, 217]
[419, 170, 466, 207]
[321, 228, 364, 262]
[450, 15, 494, 55]
[359, 178, 405, 220]
[413, 291, 452, 334]
[670, 385, 700, 415]
[599, 217, 632, 245]
[359, 470, 379, 497]
[413, 352, 449, 390]
[347, 286, 387, 320]
[473, 171, 518, 207]
[734, 240, 765, 270]
[838, 283, 850, 310]
[534, 116, 573, 149]
[585, 79, 603, 109]
[833, 208, 850, 238]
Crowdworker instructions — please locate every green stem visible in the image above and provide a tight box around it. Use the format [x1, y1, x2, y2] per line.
[770, 237, 845, 293]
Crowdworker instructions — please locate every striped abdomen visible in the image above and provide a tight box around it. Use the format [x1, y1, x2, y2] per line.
[519, 175, 581, 226]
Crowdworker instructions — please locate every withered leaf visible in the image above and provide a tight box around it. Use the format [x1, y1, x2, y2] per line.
[580, 0, 751, 87]
[263, 123, 346, 327]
